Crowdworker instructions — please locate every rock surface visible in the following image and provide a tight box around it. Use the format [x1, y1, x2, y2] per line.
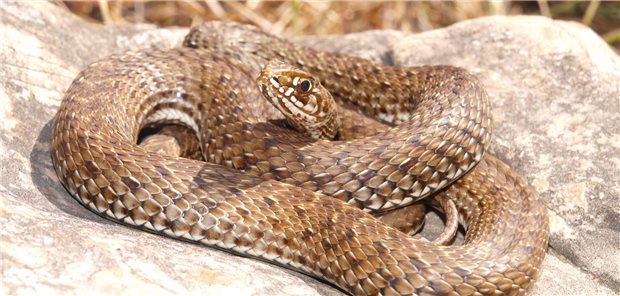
[1, 1, 618, 295]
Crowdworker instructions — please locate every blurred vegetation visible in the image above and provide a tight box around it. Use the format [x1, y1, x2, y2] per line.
[58, 1, 619, 50]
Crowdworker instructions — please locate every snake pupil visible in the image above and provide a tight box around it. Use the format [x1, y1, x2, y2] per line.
[300, 80, 311, 92]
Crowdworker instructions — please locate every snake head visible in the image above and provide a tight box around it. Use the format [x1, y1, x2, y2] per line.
[257, 59, 339, 140]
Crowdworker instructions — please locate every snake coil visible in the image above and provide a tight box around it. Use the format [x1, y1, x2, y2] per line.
[51, 22, 549, 295]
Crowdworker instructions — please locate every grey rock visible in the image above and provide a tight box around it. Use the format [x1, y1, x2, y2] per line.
[391, 16, 620, 293]
[1, 2, 338, 295]
[306, 16, 620, 294]
[1, 1, 618, 295]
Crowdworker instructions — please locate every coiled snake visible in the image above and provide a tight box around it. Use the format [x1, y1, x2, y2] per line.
[51, 22, 549, 295]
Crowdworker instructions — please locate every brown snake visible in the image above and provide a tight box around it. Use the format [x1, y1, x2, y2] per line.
[51, 22, 549, 295]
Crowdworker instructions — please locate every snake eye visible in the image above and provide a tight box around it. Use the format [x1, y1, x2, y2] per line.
[299, 80, 312, 92]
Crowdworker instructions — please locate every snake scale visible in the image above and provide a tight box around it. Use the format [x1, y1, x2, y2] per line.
[51, 22, 549, 295]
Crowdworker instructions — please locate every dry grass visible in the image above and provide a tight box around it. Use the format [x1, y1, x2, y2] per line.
[57, 1, 619, 49]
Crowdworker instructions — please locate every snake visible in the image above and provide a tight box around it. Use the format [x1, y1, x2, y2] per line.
[50, 22, 549, 295]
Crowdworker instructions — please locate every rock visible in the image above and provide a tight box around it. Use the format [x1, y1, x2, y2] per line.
[1, 1, 618, 295]
[302, 16, 620, 294]
[392, 17, 620, 294]
[1, 2, 338, 295]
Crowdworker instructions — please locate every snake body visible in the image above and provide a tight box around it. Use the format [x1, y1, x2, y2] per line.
[51, 22, 549, 295]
